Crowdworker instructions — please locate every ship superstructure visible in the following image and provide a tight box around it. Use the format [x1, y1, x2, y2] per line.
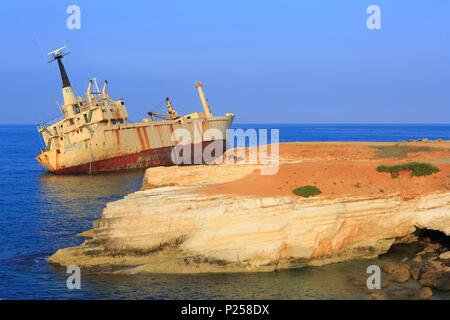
[36, 47, 234, 174]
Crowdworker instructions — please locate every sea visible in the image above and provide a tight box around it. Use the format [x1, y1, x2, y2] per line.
[0, 123, 449, 300]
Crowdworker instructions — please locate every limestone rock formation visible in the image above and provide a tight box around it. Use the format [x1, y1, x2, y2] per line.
[48, 142, 450, 274]
[49, 187, 450, 273]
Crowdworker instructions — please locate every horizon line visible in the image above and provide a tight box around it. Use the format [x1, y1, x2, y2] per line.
[1, 122, 450, 126]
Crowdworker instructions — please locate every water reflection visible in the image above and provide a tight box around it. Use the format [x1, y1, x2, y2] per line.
[60, 260, 376, 300]
[33, 170, 146, 266]
[38, 169, 145, 202]
[37, 169, 145, 217]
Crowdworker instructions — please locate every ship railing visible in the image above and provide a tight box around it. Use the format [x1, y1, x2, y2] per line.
[37, 115, 64, 131]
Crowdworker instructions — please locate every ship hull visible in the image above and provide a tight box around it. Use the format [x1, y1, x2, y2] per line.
[50, 140, 225, 174]
[36, 116, 233, 174]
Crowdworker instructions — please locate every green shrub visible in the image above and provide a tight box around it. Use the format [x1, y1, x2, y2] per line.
[376, 162, 439, 178]
[371, 145, 438, 159]
[293, 185, 322, 197]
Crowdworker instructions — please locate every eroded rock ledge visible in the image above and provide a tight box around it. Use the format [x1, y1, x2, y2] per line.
[49, 186, 450, 273]
[48, 142, 450, 274]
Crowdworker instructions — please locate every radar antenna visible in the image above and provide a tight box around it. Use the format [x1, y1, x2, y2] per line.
[47, 45, 70, 63]
[47, 45, 72, 89]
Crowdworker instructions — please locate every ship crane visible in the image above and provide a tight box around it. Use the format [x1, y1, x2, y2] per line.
[86, 78, 110, 104]
[147, 81, 213, 121]
[195, 81, 213, 118]
[148, 97, 180, 121]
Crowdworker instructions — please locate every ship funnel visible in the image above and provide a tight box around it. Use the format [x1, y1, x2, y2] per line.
[195, 81, 213, 118]
[48, 46, 77, 107]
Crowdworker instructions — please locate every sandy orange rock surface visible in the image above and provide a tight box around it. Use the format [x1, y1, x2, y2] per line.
[202, 141, 450, 200]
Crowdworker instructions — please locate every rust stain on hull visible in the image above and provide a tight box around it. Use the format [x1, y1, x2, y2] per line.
[141, 127, 151, 149]
[114, 130, 121, 147]
[135, 127, 146, 150]
[169, 124, 178, 144]
[55, 151, 60, 171]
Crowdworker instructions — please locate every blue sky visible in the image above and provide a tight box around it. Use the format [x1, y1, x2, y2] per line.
[0, 1, 449, 124]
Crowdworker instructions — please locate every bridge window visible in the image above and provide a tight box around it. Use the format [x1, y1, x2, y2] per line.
[73, 104, 80, 114]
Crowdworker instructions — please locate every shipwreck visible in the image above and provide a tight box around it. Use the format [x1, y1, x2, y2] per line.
[36, 47, 234, 174]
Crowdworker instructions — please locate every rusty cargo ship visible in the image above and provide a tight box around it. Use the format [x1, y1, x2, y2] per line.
[36, 47, 234, 174]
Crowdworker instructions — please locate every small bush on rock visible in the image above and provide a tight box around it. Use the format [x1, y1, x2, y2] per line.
[293, 185, 322, 197]
[376, 162, 439, 178]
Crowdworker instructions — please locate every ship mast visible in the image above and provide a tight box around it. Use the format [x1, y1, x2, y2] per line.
[195, 81, 213, 118]
[48, 46, 77, 108]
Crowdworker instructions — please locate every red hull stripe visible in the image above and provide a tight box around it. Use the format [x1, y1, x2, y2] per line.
[54, 140, 225, 174]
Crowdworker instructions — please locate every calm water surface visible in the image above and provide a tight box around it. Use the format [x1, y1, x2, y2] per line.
[0, 124, 449, 299]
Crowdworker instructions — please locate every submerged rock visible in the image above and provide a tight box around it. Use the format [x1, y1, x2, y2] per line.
[420, 269, 450, 291]
[368, 291, 389, 300]
[390, 289, 416, 299]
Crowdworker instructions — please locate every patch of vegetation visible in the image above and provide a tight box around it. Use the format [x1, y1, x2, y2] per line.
[293, 185, 322, 197]
[376, 162, 440, 178]
[371, 144, 438, 159]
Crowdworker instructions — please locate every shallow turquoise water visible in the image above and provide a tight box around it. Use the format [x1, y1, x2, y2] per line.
[0, 124, 448, 299]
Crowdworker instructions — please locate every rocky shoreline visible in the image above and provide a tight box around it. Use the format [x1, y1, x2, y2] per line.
[48, 141, 450, 298]
[367, 232, 450, 299]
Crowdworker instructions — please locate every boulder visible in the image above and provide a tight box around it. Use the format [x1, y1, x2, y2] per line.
[420, 270, 450, 291]
[382, 262, 410, 282]
[419, 287, 433, 299]
[420, 273, 450, 291]
[410, 265, 422, 280]
[439, 251, 450, 260]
